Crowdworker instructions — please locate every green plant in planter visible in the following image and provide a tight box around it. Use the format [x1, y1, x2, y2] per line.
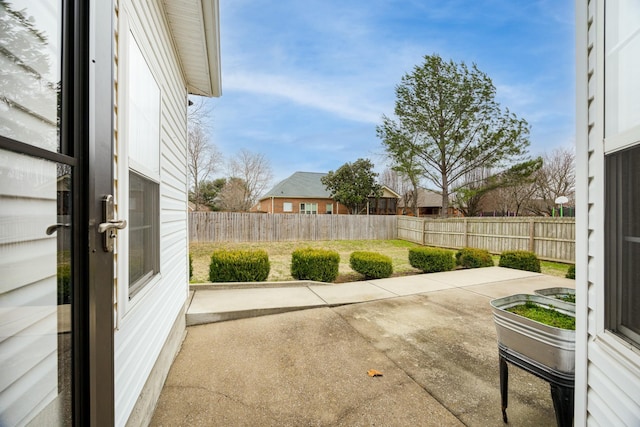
[506, 301, 575, 330]
[455, 247, 494, 268]
[499, 250, 541, 273]
[408, 247, 455, 273]
[349, 251, 393, 279]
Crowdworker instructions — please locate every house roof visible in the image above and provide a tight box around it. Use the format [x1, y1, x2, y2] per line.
[398, 188, 444, 208]
[261, 172, 332, 199]
[162, 0, 222, 97]
[260, 171, 401, 201]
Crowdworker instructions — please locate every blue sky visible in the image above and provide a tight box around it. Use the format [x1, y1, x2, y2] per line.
[202, 0, 575, 187]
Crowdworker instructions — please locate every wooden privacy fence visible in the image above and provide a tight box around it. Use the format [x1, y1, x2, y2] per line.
[189, 212, 398, 242]
[398, 216, 575, 263]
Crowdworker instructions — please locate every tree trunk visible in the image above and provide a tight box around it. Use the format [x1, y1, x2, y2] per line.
[441, 173, 449, 217]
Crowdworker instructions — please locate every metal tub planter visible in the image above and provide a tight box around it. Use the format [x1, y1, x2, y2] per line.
[490, 294, 575, 426]
[534, 287, 576, 304]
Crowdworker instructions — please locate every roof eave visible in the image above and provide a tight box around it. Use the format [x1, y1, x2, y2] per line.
[163, 0, 222, 98]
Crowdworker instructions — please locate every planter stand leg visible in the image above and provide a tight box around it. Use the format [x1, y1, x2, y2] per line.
[500, 355, 508, 423]
[550, 384, 574, 427]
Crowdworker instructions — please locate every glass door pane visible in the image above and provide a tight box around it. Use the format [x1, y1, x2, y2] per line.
[0, 1, 71, 425]
[0, 1, 62, 152]
[0, 150, 72, 425]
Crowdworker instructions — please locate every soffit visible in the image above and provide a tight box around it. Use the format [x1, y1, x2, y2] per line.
[162, 0, 221, 97]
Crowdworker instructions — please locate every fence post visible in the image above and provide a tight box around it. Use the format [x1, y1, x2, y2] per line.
[464, 218, 469, 248]
[529, 218, 535, 252]
[422, 217, 427, 246]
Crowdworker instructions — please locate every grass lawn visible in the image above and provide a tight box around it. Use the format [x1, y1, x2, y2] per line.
[190, 239, 574, 283]
[190, 239, 423, 283]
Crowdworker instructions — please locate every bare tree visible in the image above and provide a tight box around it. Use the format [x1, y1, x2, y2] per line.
[187, 97, 221, 210]
[380, 167, 418, 215]
[531, 147, 575, 215]
[217, 178, 250, 211]
[225, 149, 273, 211]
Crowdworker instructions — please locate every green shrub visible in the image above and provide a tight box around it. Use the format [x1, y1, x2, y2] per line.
[189, 253, 193, 280]
[408, 247, 455, 273]
[209, 249, 270, 282]
[291, 248, 340, 282]
[349, 251, 393, 279]
[566, 264, 575, 279]
[57, 263, 71, 305]
[498, 250, 541, 273]
[455, 247, 494, 268]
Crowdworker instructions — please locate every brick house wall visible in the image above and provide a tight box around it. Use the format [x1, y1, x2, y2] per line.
[252, 197, 350, 214]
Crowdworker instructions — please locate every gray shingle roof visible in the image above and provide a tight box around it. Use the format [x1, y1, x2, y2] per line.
[261, 172, 331, 199]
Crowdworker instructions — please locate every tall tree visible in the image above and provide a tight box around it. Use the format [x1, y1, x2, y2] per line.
[217, 177, 250, 212]
[188, 124, 221, 210]
[531, 147, 575, 215]
[187, 97, 221, 210]
[227, 149, 273, 211]
[321, 158, 382, 214]
[189, 178, 226, 211]
[377, 54, 530, 216]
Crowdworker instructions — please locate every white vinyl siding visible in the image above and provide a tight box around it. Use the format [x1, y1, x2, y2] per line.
[0, 153, 58, 426]
[577, 1, 640, 425]
[114, 0, 189, 425]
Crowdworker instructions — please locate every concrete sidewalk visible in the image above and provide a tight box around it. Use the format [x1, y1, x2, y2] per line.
[153, 267, 575, 426]
[186, 266, 549, 325]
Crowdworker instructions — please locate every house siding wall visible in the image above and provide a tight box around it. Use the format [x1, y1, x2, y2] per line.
[113, 0, 189, 425]
[577, 1, 640, 425]
[254, 197, 350, 214]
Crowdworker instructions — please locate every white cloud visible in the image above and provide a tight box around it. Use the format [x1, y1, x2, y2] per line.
[224, 72, 385, 124]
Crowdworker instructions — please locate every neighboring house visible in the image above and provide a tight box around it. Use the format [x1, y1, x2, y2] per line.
[252, 171, 399, 215]
[575, 1, 640, 425]
[0, 1, 221, 426]
[397, 188, 456, 217]
[368, 186, 401, 215]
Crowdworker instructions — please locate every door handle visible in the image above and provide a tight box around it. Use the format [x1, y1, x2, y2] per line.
[98, 195, 127, 252]
[98, 219, 127, 234]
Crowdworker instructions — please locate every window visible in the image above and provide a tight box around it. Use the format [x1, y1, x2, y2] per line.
[126, 31, 160, 297]
[326, 203, 333, 214]
[604, 0, 640, 349]
[604, 0, 640, 138]
[283, 202, 293, 212]
[129, 171, 159, 296]
[299, 203, 317, 214]
[606, 145, 640, 348]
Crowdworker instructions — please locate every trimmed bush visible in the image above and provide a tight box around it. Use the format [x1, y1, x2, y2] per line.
[291, 248, 340, 282]
[349, 251, 393, 279]
[566, 264, 575, 279]
[57, 263, 71, 305]
[498, 250, 541, 273]
[408, 247, 455, 273]
[455, 247, 494, 269]
[209, 249, 270, 282]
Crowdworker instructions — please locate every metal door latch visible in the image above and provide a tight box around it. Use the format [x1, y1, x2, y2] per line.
[98, 195, 127, 252]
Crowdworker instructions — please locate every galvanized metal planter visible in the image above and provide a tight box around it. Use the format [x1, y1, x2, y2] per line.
[534, 287, 575, 303]
[490, 294, 575, 375]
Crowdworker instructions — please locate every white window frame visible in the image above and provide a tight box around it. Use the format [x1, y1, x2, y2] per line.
[326, 203, 333, 214]
[116, 11, 162, 319]
[299, 202, 317, 214]
[602, 0, 640, 354]
[283, 202, 293, 212]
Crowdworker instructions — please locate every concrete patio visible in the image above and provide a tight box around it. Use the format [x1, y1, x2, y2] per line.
[151, 267, 575, 426]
